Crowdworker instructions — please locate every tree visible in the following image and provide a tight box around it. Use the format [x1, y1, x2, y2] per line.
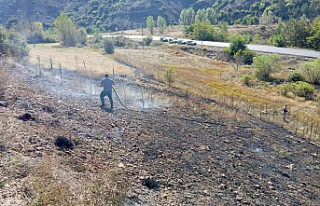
[195, 9, 209, 24]
[103, 38, 114, 54]
[279, 17, 311, 48]
[0, 27, 28, 59]
[301, 58, 320, 85]
[79, 28, 87, 45]
[164, 68, 174, 86]
[143, 36, 153, 46]
[27, 21, 44, 44]
[54, 13, 79, 46]
[157, 16, 167, 34]
[229, 34, 247, 55]
[206, 8, 217, 25]
[146, 16, 155, 35]
[259, 10, 276, 25]
[307, 16, 320, 50]
[253, 54, 281, 81]
[179, 8, 195, 25]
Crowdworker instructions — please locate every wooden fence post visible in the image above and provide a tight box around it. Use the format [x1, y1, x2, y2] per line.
[59, 63, 62, 84]
[50, 57, 53, 70]
[37, 55, 41, 76]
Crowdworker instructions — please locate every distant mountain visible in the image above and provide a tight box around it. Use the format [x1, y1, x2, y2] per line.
[0, 0, 319, 31]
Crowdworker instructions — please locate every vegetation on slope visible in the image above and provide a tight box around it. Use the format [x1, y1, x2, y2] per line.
[1, 0, 320, 32]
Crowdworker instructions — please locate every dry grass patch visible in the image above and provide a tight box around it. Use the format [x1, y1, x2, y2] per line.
[29, 44, 134, 78]
[28, 156, 128, 206]
[0, 65, 8, 98]
[113, 47, 320, 143]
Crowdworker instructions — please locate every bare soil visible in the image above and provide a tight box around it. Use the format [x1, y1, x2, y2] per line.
[0, 60, 319, 205]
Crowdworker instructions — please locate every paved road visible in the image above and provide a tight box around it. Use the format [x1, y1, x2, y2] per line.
[102, 34, 320, 58]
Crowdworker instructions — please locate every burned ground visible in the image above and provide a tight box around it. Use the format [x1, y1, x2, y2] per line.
[0, 61, 319, 205]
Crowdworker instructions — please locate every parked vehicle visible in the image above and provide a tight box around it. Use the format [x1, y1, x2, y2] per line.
[169, 38, 178, 44]
[160, 37, 166, 42]
[177, 39, 187, 44]
[187, 40, 197, 46]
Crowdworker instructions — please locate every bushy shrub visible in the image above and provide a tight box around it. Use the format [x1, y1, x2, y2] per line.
[301, 58, 320, 85]
[143, 36, 153, 46]
[113, 36, 126, 47]
[270, 34, 286, 47]
[229, 34, 247, 55]
[288, 72, 305, 82]
[27, 32, 44, 44]
[241, 50, 255, 65]
[241, 74, 254, 86]
[253, 54, 280, 81]
[292, 81, 315, 100]
[279, 83, 293, 96]
[103, 38, 114, 54]
[54, 13, 87, 47]
[150, 40, 163, 47]
[279, 82, 315, 99]
[164, 68, 174, 86]
[0, 27, 28, 59]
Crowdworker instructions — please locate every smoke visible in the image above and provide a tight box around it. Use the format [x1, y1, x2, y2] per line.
[19, 63, 170, 110]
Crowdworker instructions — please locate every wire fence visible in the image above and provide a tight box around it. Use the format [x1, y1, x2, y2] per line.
[11, 54, 320, 146]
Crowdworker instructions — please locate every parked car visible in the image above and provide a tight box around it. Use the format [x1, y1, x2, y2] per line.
[187, 40, 197, 46]
[162, 37, 171, 42]
[177, 39, 187, 44]
[160, 37, 166, 42]
[169, 38, 178, 44]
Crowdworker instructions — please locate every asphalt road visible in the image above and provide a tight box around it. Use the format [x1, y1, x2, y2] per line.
[103, 34, 320, 58]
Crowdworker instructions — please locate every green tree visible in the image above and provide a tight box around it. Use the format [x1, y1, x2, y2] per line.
[301, 58, 320, 85]
[253, 54, 281, 81]
[195, 9, 209, 23]
[157, 16, 167, 34]
[54, 13, 79, 46]
[179, 8, 195, 25]
[146, 16, 155, 35]
[189, 22, 227, 42]
[103, 38, 114, 54]
[206, 8, 217, 25]
[27, 21, 44, 44]
[270, 34, 286, 47]
[279, 17, 311, 48]
[164, 68, 174, 86]
[0, 27, 28, 59]
[307, 16, 320, 50]
[143, 36, 153, 46]
[292, 81, 315, 100]
[229, 34, 247, 55]
[259, 10, 276, 25]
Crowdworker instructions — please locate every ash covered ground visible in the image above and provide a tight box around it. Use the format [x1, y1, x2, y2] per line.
[0, 62, 319, 205]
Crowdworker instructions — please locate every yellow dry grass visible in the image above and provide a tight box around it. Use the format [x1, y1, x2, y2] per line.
[27, 43, 320, 143]
[29, 43, 134, 78]
[115, 46, 320, 143]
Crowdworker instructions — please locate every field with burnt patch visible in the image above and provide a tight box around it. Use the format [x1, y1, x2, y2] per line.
[0, 41, 320, 205]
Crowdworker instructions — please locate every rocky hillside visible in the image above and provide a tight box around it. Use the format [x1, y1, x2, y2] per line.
[0, 0, 319, 30]
[0, 0, 214, 30]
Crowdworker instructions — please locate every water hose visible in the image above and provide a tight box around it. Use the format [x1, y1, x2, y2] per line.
[112, 87, 130, 110]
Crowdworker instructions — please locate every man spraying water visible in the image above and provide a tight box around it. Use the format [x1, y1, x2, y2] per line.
[100, 74, 115, 111]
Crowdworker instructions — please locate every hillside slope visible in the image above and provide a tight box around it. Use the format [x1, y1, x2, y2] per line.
[0, 0, 319, 30]
[0, 0, 214, 30]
